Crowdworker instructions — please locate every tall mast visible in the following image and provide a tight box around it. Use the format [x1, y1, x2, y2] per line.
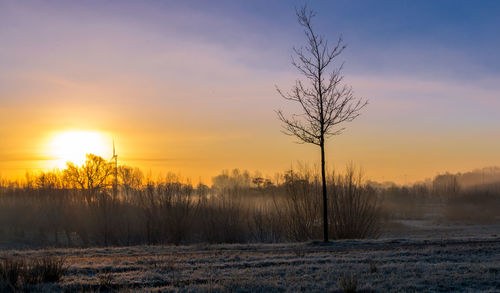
[112, 138, 118, 199]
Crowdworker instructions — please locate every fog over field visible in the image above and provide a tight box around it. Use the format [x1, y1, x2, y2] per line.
[1, 164, 499, 248]
[1, 163, 499, 291]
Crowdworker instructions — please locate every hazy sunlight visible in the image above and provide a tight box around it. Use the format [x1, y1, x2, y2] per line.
[49, 131, 110, 168]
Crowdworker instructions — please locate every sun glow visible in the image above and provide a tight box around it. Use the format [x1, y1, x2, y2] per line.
[49, 131, 111, 168]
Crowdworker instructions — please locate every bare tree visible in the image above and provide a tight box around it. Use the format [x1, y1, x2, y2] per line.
[64, 154, 114, 204]
[277, 7, 367, 242]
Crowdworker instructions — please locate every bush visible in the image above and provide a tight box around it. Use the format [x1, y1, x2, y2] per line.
[0, 256, 24, 291]
[24, 256, 68, 284]
[277, 168, 322, 241]
[328, 167, 381, 239]
[339, 272, 358, 293]
[0, 255, 68, 291]
[276, 166, 382, 241]
[0, 165, 382, 247]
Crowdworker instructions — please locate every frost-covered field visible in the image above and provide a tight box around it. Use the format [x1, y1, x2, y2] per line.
[4, 230, 500, 292]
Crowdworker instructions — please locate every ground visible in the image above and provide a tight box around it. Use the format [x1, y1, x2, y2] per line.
[5, 226, 500, 292]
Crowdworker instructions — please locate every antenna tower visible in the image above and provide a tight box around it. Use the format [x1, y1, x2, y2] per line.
[112, 138, 118, 199]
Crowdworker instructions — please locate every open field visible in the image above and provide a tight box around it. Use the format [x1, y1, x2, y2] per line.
[3, 230, 499, 292]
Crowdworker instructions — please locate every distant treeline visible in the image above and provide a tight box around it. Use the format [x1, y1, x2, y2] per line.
[368, 167, 500, 223]
[0, 155, 498, 248]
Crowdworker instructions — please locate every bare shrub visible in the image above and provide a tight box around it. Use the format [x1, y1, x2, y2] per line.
[249, 205, 284, 242]
[369, 262, 377, 274]
[276, 168, 322, 241]
[275, 165, 381, 241]
[329, 166, 381, 239]
[161, 182, 195, 245]
[0, 255, 67, 291]
[135, 180, 195, 245]
[97, 270, 113, 291]
[0, 164, 382, 247]
[199, 193, 249, 243]
[339, 272, 358, 293]
[24, 256, 68, 284]
[0, 256, 24, 291]
[291, 246, 306, 258]
[1, 160, 382, 246]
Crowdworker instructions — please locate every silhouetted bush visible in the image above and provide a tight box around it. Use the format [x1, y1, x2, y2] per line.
[199, 194, 250, 243]
[3, 158, 497, 247]
[328, 167, 381, 239]
[339, 272, 358, 293]
[0, 256, 24, 291]
[0, 255, 67, 291]
[24, 256, 68, 284]
[0, 166, 381, 246]
[275, 166, 381, 241]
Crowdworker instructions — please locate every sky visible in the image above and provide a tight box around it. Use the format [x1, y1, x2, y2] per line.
[1, 0, 500, 184]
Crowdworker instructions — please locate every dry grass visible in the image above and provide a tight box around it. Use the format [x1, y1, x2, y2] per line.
[0, 255, 68, 291]
[1, 236, 498, 292]
[339, 272, 358, 293]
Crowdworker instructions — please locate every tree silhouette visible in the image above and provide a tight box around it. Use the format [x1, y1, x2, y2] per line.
[276, 6, 367, 242]
[64, 154, 113, 204]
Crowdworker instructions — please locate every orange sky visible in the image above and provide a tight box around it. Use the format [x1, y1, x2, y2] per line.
[1, 1, 500, 185]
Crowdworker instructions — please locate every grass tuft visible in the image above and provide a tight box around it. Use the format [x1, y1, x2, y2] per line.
[0, 255, 68, 291]
[339, 272, 358, 293]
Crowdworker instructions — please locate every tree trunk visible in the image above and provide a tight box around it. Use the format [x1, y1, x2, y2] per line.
[320, 141, 329, 242]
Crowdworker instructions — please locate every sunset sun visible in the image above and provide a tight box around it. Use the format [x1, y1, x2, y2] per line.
[49, 131, 110, 168]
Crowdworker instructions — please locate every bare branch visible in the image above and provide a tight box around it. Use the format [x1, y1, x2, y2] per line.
[276, 6, 367, 146]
